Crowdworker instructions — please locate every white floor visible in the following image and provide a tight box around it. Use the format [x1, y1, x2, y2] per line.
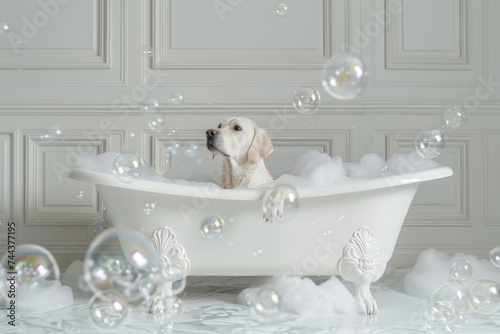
[1, 268, 499, 334]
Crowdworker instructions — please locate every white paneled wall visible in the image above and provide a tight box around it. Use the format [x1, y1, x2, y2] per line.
[0, 0, 499, 268]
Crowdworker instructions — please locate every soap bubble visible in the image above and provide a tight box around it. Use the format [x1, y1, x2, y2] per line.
[77, 190, 84, 200]
[429, 280, 468, 316]
[148, 117, 166, 131]
[40, 125, 62, 140]
[451, 260, 473, 281]
[0, 244, 60, 296]
[83, 228, 160, 302]
[489, 246, 500, 268]
[292, 87, 321, 114]
[273, 2, 290, 16]
[150, 296, 184, 325]
[200, 215, 225, 239]
[141, 97, 159, 113]
[430, 301, 458, 325]
[262, 184, 300, 222]
[143, 46, 153, 57]
[143, 202, 157, 215]
[415, 129, 445, 159]
[172, 277, 187, 295]
[167, 140, 181, 154]
[441, 108, 469, 130]
[252, 248, 263, 257]
[89, 291, 129, 329]
[184, 142, 199, 157]
[139, 277, 158, 298]
[0, 23, 9, 34]
[467, 279, 500, 314]
[322, 54, 368, 100]
[88, 215, 111, 243]
[170, 92, 184, 104]
[112, 152, 144, 182]
[251, 286, 282, 321]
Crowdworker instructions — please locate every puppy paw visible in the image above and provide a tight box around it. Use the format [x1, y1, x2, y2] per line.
[263, 191, 286, 223]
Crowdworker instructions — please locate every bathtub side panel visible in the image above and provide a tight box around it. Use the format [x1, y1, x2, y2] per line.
[97, 182, 419, 276]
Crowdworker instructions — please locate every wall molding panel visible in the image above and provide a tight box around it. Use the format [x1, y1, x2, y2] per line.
[386, 0, 468, 70]
[0, 133, 12, 219]
[487, 132, 500, 226]
[383, 132, 470, 226]
[24, 132, 121, 226]
[152, 0, 332, 70]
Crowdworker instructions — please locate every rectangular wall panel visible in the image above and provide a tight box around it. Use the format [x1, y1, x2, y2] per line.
[0, 134, 11, 219]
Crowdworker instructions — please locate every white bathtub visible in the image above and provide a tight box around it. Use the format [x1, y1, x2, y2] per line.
[69, 165, 452, 314]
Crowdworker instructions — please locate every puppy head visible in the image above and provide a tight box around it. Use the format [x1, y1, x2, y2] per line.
[206, 117, 273, 164]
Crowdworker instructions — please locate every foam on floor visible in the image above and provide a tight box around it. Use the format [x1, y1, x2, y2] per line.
[404, 248, 500, 298]
[237, 275, 361, 315]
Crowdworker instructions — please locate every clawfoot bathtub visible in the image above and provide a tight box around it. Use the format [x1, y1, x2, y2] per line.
[69, 165, 453, 314]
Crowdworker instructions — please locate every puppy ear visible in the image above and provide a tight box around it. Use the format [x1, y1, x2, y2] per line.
[248, 128, 274, 164]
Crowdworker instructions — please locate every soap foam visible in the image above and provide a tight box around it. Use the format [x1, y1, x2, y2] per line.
[18, 280, 74, 314]
[404, 249, 500, 299]
[237, 275, 361, 315]
[74, 150, 442, 189]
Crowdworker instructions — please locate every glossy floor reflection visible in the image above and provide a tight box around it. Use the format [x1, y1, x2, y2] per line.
[1, 268, 499, 333]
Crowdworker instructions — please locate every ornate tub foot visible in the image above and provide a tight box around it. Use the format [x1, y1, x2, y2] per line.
[339, 227, 387, 315]
[149, 227, 190, 314]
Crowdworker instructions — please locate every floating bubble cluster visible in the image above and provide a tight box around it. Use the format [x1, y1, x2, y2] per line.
[0, 244, 60, 296]
[200, 215, 225, 239]
[489, 246, 500, 268]
[322, 54, 368, 100]
[467, 279, 500, 315]
[252, 248, 263, 257]
[273, 2, 290, 17]
[450, 260, 473, 281]
[143, 202, 157, 215]
[292, 87, 321, 114]
[112, 152, 144, 182]
[83, 228, 160, 303]
[76, 190, 84, 200]
[262, 184, 300, 222]
[251, 286, 282, 321]
[89, 291, 129, 329]
[415, 129, 445, 159]
[441, 108, 469, 130]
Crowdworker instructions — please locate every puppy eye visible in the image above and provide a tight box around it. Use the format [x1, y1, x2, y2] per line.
[234, 125, 242, 131]
[217, 124, 221, 129]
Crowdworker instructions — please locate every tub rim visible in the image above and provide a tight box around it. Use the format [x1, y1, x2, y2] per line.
[68, 166, 453, 201]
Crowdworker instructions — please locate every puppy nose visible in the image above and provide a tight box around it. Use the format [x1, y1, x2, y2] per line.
[206, 129, 218, 137]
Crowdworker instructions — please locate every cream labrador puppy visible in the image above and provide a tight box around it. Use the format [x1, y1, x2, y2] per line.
[206, 117, 274, 189]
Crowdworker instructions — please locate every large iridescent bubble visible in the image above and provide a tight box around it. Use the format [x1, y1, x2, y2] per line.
[112, 152, 144, 182]
[292, 87, 321, 114]
[262, 184, 300, 222]
[415, 129, 445, 159]
[322, 54, 368, 100]
[83, 228, 160, 302]
[0, 244, 60, 297]
[88, 291, 129, 329]
[467, 279, 500, 315]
